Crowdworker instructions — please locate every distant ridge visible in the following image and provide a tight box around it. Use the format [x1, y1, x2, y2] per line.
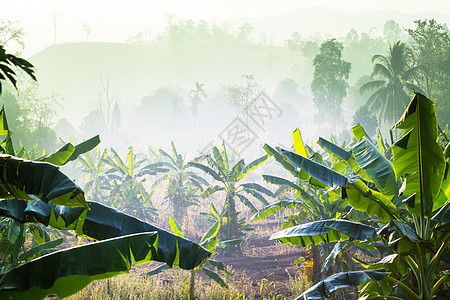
[229, 7, 450, 43]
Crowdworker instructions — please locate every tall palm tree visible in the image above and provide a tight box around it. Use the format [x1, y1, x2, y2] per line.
[189, 81, 206, 118]
[360, 41, 420, 126]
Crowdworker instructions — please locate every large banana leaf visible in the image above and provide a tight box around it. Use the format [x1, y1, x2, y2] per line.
[38, 135, 100, 166]
[433, 143, 450, 210]
[270, 219, 378, 247]
[263, 144, 297, 177]
[295, 269, 389, 300]
[281, 150, 398, 222]
[238, 155, 268, 181]
[317, 137, 352, 161]
[0, 199, 212, 270]
[0, 232, 159, 299]
[251, 199, 302, 221]
[316, 137, 370, 182]
[352, 137, 399, 200]
[188, 161, 222, 182]
[392, 93, 446, 216]
[293, 128, 308, 157]
[0, 155, 88, 209]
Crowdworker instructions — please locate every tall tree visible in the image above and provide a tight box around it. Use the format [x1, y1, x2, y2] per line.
[311, 39, 351, 131]
[406, 19, 450, 99]
[0, 19, 25, 52]
[360, 41, 419, 127]
[383, 20, 404, 42]
[189, 81, 206, 118]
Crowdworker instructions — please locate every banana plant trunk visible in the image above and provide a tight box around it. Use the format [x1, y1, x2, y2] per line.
[223, 195, 241, 256]
[311, 241, 322, 284]
[189, 269, 195, 299]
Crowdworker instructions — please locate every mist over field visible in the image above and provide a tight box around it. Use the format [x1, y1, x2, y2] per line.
[1, 2, 450, 299]
[1, 2, 448, 158]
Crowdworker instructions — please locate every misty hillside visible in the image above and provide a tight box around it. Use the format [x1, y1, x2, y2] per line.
[28, 7, 450, 126]
[29, 42, 294, 125]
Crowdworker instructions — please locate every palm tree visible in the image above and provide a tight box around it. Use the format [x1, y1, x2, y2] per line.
[360, 41, 420, 126]
[189, 81, 206, 118]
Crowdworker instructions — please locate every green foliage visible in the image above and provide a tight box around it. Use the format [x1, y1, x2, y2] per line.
[0, 197, 212, 299]
[146, 141, 208, 223]
[99, 146, 158, 222]
[268, 93, 450, 299]
[0, 20, 25, 51]
[360, 41, 421, 126]
[148, 213, 232, 298]
[406, 19, 450, 99]
[257, 129, 367, 281]
[311, 39, 351, 131]
[0, 45, 35, 94]
[226, 74, 261, 118]
[189, 144, 269, 252]
[351, 105, 378, 138]
[189, 81, 206, 118]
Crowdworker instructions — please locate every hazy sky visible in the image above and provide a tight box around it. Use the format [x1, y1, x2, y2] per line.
[2, 0, 449, 55]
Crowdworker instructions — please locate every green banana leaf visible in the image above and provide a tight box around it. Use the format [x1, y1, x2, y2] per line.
[169, 217, 186, 238]
[352, 137, 399, 200]
[203, 267, 228, 289]
[0, 107, 15, 155]
[236, 194, 257, 213]
[0, 232, 159, 299]
[242, 188, 269, 206]
[18, 237, 64, 262]
[317, 137, 352, 161]
[38, 135, 100, 166]
[199, 221, 220, 244]
[212, 146, 228, 177]
[392, 93, 446, 216]
[262, 174, 314, 202]
[207, 259, 228, 275]
[201, 185, 224, 199]
[316, 137, 370, 182]
[282, 150, 347, 187]
[352, 123, 371, 142]
[147, 263, 171, 276]
[240, 183, 273, 196]
[188, 162, 222, 182]
[263, 144, 298, 177]
[238, 155, 268, 181]
[270, 219, 378, 248]
[295, 269, 389, 300]
[281, 149, 398, 222]
[0, 155, 88, 209]
[293, 128, 308, 157]
[251, 200, 302, 222]
[434, 143, 450, 210]
[0, 199, 212, 270]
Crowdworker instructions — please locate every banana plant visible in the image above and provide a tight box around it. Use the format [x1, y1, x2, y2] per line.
[77, 147, 110, 203]
[100, 146, 158, 221]
[189, 143, 271, 253]
[143, 141, 209, 224]
[268, 93, 450, 299]
[0, 106, 101, 266]
[254, 128, 360, 283]
[148, 204, 238, 299]
[0, 194, 212, 299]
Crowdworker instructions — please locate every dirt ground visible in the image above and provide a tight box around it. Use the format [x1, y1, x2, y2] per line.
[220, 231, 306, 298]
[130, 220, 309, 299]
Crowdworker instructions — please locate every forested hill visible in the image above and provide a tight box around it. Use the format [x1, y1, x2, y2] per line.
[231, 7, 450, 43]
[28, 41, 292, 120]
